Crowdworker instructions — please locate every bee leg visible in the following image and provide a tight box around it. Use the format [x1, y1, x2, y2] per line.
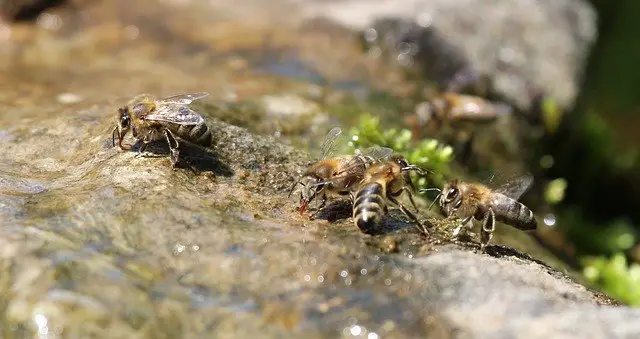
[387, 195, 429, 236]
[399, 186, 420, 213]
[480, 208, 496, 250]
[135, 141, 152, 158]
[452, 216, 472, 239]
[112, 126, 118, 147]
[163, 129, 181, 168]
[309, 194, 327, 220]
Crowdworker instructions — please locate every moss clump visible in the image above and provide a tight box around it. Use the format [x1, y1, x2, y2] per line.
[583, 253, 640, 306]
[347, 113, 454, 189]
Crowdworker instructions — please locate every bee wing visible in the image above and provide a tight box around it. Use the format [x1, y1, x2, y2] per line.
[356, 145, 394, 160]
[142, 105, 205, 125]
[319, 127, 343, 160]
[158, 92, 210, 105]
[312, 145, 394, 188]
[494, 173, 534, 200]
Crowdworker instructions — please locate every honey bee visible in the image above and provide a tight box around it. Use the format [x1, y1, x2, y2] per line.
[420, 92, 511, 124]
[288, 127, 393, 217]
[112, 92, 212, 167]
[436, 174, 537, 249]
[352, 154, 429, 236]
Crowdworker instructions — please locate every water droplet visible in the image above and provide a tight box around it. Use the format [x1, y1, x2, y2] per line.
[191, 245, 200, 251]
[340, 270, 349, 278]
[172, 243, 186, 256]
[498, 47, 516, 63]
[37, 13, 62, 30]
[34, 313, 48, 337]
[364, 28, 378, 43]
[367, 46, 382, 58]
[56, 93, 83, 104]
[543, 214, 556, 226]
[125, 25, 139, 39]
[360, 268, 368, 275]
[368, 333, 380, 339]
[310, 257, 317, 266]
[34, 314, 47, 328]
[417, 13, 432, 28]
[350, 325, 362, 336]
[540, 155, 554, 169]
[304, 275, 311, 282]
[397, 53, 413, 67]
[384, 279, 392, 286]
[397, 42, 413, 54]
[317, 275, 324, 283]
[345, 278, 352, 286]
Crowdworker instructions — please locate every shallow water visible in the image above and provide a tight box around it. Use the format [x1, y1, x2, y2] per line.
[0, 1, 629, 338]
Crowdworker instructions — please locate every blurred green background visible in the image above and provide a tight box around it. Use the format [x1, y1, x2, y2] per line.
[544, 0, 640, 306]
[345, 0, 640, 305]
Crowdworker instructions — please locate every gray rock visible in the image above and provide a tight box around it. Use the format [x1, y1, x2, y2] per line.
[296, 0, 598, 111]
[0, 1, 635, 338]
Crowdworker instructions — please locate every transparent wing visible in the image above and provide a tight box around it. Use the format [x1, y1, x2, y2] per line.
[357, 145, 394, 160]
[319, 127, 343, 160]
[313, 145, 394, 187]
[494, 173, 534, 200]
[158, 92, 210, 105]
[143, 105, 205, 125]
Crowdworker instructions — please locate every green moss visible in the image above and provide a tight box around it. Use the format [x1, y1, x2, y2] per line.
[583, 253, 640, 306]
[346, 113, 454, 189]
[557, 207, 636, 256]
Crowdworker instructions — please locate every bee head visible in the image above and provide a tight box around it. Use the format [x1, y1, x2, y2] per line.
[392, 154, 409, 169]
[112, 106, 132, 149]
[117, 107, 131, 129]
[440, 180, 462, 215]
[299, 175, 324, 204]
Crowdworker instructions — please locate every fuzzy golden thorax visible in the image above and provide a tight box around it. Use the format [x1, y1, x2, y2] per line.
[112, 95, 158, 149]
[440, 180, 492, 219]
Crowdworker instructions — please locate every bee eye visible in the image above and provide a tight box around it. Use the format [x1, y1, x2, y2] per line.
[447, 188, 458, 201]
[121, 115, 130, 126]
[396, 158, 408, 167]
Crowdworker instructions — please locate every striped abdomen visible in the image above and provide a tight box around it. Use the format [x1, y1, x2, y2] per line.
[490, 193, 537, 230]
[172, 122, 212, 147]
[353, 182, 386, 233]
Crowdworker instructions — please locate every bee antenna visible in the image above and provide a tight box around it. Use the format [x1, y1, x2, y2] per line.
[419, 187, 441, 193]
[402, 165, 428, 175]
[427, 193, 441, 211]
[419, 187, 441, 212]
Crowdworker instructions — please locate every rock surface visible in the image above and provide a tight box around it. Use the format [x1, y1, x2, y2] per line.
[297, 0, 598, 111]
[0, 1, 638, 338]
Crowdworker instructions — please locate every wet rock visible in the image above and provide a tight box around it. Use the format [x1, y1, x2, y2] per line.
[297, 0, 598, 112]
[0, 1, 637, 338]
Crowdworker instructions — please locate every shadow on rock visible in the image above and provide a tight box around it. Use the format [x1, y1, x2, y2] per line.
[360, 210, 424, 236]
[310, 200, 352, 222]
[131, 139, 234, 177]
[484, 244, 552, 268]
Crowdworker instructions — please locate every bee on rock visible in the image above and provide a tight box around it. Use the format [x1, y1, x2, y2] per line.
[112, 92, 212, 167]
[352, 154, 430, 236]
[436, 173, 537, 249]
[289, 127, 393, 218]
